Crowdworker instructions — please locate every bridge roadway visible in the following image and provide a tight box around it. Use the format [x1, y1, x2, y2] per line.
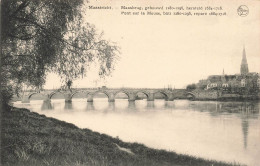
[21, 87, 189, 103]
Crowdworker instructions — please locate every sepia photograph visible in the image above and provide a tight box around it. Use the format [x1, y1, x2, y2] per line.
[1, 0, 260, 166]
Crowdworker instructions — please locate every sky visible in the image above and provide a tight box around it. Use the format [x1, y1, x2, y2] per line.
[44, 0, 260, 89]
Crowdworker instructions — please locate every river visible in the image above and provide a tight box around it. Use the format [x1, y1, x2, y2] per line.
[13, 99, 260, 166]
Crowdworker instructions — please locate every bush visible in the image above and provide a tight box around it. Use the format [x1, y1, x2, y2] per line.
[186, 84, 197, 91]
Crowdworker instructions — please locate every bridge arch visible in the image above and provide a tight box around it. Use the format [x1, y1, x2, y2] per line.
[71, 91, 90, 99]
[88, 90, 116, 102]
[114, 90, 130, 100]
[28, 93, 46, 100]
[154, 91, 169, 101]
[135, 91, 149, 99]
[91, 91, 110, 98]
[186, 92, 196, 100]
[49, 91, 65, 99]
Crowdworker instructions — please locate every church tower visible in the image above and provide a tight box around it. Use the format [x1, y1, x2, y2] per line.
[240, 46, 249, 75]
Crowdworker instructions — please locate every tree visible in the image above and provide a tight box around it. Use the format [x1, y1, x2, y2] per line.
[54, 19, 119, 86]
[186, 84, 196, 91]
[1, 0, 120, 107]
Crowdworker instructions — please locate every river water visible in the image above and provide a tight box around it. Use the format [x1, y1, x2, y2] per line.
[13, 99, 260, 166]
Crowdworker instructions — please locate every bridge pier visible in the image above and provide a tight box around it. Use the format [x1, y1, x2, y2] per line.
[65, 99, 72, 103]
[108, 93, 115, 102]
[147, 93, 154, 101]
[64, 102, 73, 109]
[63, 93, 72, 103]
[43, 95, 51, 103]
[128, 101, 136, 109]
[87, 95, 93, 102]
[128, 93, 136, 101]
[21, 96, 30, 103]
[168, 95, 174, 101]
[108, 99, 115, 102]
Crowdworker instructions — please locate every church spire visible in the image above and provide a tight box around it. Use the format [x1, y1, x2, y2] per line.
[221, 68, 226, 82]
[240, 46, 249, 75]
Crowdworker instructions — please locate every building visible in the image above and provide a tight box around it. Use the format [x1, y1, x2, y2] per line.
[240, 46, 249, 75]
[194, 46, 260, 93]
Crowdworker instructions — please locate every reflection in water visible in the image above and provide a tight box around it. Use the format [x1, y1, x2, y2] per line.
[187, 101, 259, 151]
[186, 101, 259, 116]
[165, 101, 175, 109]
[240, 102, 259, 113]
[190, 101, 259, 151]
[147, 101, 155, 109]
[64, 102, 73, 110]
[87, 102, 95, 110]
[14, 99, 260, 166]
[219, 102, 259, 113]
[241, 118, 249, 149]
[128, 101, 136, 110]
[108, 102, 115, 111]
[238, 102, 259, 150]
[41, 101, 52, 110]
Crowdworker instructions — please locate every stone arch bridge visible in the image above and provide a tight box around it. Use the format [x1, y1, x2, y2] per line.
[21, 88, 188, 103]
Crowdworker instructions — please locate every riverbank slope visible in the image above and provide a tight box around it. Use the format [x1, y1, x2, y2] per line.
[1, 106, 238, 166]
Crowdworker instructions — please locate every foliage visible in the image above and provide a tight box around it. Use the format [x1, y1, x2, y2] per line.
[1, 0, 120, 104]
[186, 83, 196, 91]
[196, 80, 207, 90]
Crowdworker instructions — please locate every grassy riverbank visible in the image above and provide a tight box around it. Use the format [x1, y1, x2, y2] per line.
[1, 106, 239, 166]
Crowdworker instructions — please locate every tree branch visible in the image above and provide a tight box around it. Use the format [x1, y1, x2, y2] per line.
[10, 0, 30, 17]
[13, 16, 106, 52]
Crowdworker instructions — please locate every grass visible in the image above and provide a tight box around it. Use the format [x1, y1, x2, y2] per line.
[1, 106, 242, 166]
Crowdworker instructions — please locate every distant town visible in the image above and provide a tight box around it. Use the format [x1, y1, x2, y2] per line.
[186, 46, 260, 100]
